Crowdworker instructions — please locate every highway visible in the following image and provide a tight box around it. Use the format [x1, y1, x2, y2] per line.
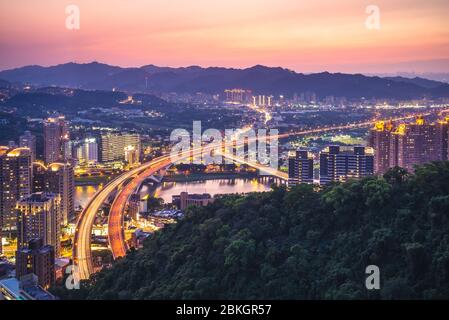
[74, 109, 447, 279]
[108, 158, 172, 259]
[107, 147, 289, 261]
[73, 155, 176, 279]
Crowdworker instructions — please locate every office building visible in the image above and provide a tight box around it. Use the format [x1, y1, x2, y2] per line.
[43, 116, 69, 164]
[0, 147, 32, 232]
[99, 133, 140, 163]
[16, 192, 61, 257]
[319, 146, 374, 184]
[19, 131, 37, 162]
[15, 238, 55, 289]
[288, 149, 314, 187]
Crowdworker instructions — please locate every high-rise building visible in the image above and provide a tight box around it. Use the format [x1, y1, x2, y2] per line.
[15, 238, 55, 289]
[371, 116, 449, 174]
[69, 138, 99, 165]
[224, 89, 252, 103]
[288, 149, 314, 187]
[99, 133, 140, 163]
[45, 163, 75, 225]
[16, 192, 61, 257]
[252, 95, 273, 107]
[319, 146, 374, 185]
[19, 131, 36, 162]
[0, 147, 32, 233]
[369, 121, 394, 175]
[80, 138, 98, 163]
[124, 145, 139, 166]
[43, 116, 69, 164]
[31, 162, 47, 193]
[436, 117, 449, 161]
[32, 163, 75, 225]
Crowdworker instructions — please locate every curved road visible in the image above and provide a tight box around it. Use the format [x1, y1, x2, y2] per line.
[108, 158, 173, 259]
[73, 155, 175, 279]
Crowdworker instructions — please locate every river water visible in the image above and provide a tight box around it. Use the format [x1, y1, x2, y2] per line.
[154, 178, 272, 203]
[75, 178, 272, 209]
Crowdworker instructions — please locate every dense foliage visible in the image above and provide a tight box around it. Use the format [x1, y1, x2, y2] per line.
[55, 162, 449, 299]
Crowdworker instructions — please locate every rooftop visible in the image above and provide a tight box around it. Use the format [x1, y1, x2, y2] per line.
[18, 192, 57, 204]
[0, 277, 55, 300]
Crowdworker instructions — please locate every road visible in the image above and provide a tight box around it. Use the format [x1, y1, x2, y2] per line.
[73, 155, 176, 279]
[108, 158, 172, 259]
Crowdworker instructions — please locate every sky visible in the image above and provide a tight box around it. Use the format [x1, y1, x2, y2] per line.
[0, 0, 449, 73]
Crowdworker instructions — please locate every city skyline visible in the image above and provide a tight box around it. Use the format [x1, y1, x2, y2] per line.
[1, 0, 449, 303]
[1, 0, 449, 73]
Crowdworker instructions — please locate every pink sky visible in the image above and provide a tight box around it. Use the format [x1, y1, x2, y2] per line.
[1, 0, 449, 73]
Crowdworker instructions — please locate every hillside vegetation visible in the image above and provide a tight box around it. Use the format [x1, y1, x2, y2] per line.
[54, 162, 449, 299]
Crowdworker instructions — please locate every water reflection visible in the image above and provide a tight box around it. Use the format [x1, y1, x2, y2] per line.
[74, 178, 273, 209]
[154, 178, 272, 203]
[74, 184, 103, 210]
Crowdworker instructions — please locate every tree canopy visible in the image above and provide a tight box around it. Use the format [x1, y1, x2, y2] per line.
[53, 162, 449, 300]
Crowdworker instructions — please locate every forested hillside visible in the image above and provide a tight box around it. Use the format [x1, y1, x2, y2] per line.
[54, 162, 449, 299]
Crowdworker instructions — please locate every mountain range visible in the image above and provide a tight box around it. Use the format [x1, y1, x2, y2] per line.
[1, 62, 449, 100]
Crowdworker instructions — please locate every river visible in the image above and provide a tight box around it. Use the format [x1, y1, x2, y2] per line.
[75, 178, 272, 209]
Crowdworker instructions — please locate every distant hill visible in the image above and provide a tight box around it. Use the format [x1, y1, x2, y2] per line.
[2, 62, 449, 99]
[383, 76, 445, 89]
[1, 88, 167, 117]
[0, 79, 11, 88]
[0, 62, 122, 88]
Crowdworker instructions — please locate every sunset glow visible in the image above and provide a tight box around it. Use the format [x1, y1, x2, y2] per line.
[1, 0, 449, 72]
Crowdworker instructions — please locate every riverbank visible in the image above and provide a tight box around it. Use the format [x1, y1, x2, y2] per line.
[163, 172, 258, 182]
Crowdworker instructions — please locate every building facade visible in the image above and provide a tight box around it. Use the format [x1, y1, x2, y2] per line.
[369, 116, 449, 174]
[16, 193, 61, 257]
[43, 116, 69, 164]
[0, 147, 32, 233]
[99, 133, 140, 163]
[288, 149, 314, 187]
[319, 146, 374, 184]
[19, 131, 37, 162]
[15, 238, 55, 289]
[32, 162, 75, 225]
[173, 192, 215, 210]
